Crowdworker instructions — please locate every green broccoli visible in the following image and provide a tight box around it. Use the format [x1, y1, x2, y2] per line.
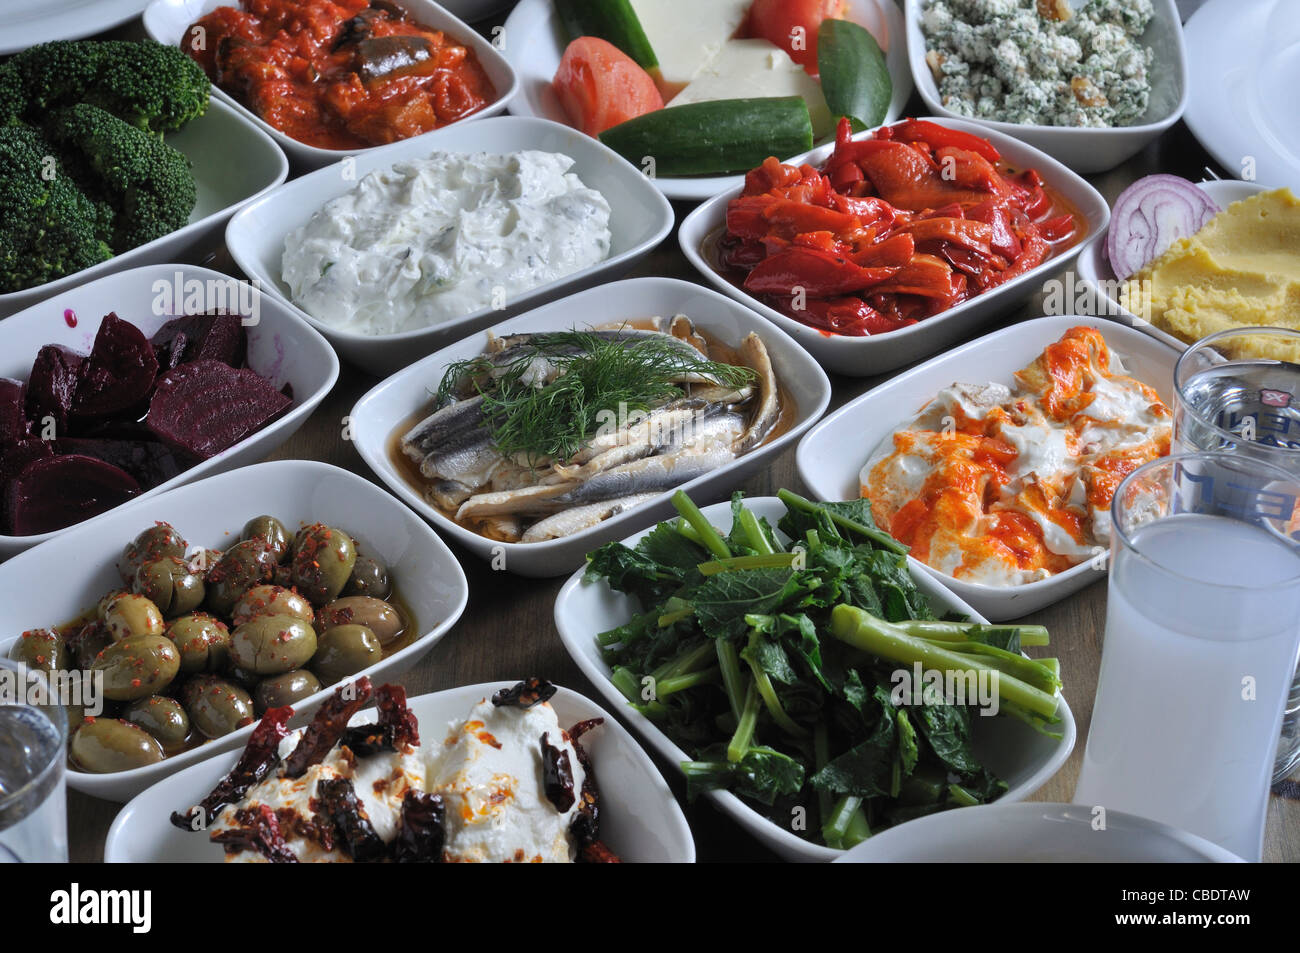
[44, 104, 197, 253]
[0, 124, 112, 294]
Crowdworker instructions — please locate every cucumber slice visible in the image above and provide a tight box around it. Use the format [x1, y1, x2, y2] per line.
[818, 18, 892, 131]
[554, 0, 659, 71]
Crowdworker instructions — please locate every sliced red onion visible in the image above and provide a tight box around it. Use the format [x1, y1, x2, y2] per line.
[1107, 174, 1222, 280]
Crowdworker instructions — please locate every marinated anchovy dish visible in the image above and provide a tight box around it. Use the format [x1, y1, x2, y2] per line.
[921, 0, 1155, 127]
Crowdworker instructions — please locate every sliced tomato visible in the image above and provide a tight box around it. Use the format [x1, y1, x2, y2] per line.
[552, 37, 664, 137]
[746, 0, 845, 72]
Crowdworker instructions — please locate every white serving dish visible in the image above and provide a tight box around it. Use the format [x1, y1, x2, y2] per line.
[553, 496, 1077, 863]
[795, 314, 1180, 622]
[143, 0, 518, 170]
[0, 460, 470, 802]
[835, 801, 1243, 862]
[1074, 179, 1270, 353]
[225, 115, 675, 377]
[0, 263, 338, 559]
[0, 99, 288, 318]
[904, 0, 1188, 175]
[105, 681, 694, 862]
[1, 0, 152, 55]
[679, 117, 1110, 377]
[350, 277, 832, 576]
[500, 0, 912, 202]
[440, 0, 513, 20]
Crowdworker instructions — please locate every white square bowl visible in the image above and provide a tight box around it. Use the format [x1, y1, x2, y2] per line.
[0, 98, 288, 319]
[0, 263, 339, 559]
[0, 459, 471, 802]
[794, 314, 1181, 621]
[142, 0, 519, 170]
[225, 115, 676, 377]
[349, 276, 833, 577]
[904, 0, 1189, 175]
[104, 681, 695, 862]
[678, 117, 1110, 377]
[553, 495, 1077, 862]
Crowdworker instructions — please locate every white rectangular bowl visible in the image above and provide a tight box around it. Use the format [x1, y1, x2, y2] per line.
[225, 115, 675, 377]
[0, 263, 339, 559]
[904, 0, 1189, 175]
[553, 496, 1076, 863]
[143, 0, 519, 170]
[795, 314, 1180, 621]
[0, 98, 288, 318]
[105, 682, 695, 862]
[0, 460, 470, 802]
[350, 276, 833, 577]
[678, 117, 1110, 377]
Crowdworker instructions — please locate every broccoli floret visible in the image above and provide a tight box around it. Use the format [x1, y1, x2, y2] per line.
[44, 104, 197, 253]
[0, 124, 112, 294]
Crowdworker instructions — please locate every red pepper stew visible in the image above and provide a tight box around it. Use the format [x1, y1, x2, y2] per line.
[716, 118, 1085, 337]
[184, 0, 497, 150]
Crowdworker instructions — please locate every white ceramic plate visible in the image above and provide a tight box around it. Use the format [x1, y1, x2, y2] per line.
[105, 681, 695, 862]
[350, 276, 832, 577]
[1074, 179, 1268, 353]
[795, 315, 1180, 621]
[0, 0, 152, 55]
[142, 0, 518, 169]
[835, 801, 1243, 862]
[0, 99, 288, 318]
[0, 263, 338, 559]
[500, 0, 912, 202]
[225, 115, 675, 377]
[0, 460, 470, 802]
[553, 496, 1077, 862]
[1184, 0, 1300, 189]
[904, 0, 1188, 175]
[679, 117, 1110, 377]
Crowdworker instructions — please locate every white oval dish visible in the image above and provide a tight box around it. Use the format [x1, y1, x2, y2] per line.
[553, 495, 1077, 862]
[105, 681, 695, 862]
[0, 460, 470, 802]
[142, 0, 519, 170]
[834, 801, 1242, 862]
[0, 263, 339, 559]
[500, 0, 912, 202]
[795, 314, 1180, 622]
[0, 98, 288, 319]
[225, 115, 675, 377]
[350, 276, 832, 577]
[679, 117, 1109, 377]
[903, 0, 1188, 175]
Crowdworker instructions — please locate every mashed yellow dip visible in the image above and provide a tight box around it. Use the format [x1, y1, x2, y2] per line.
[1121, 188, 1300, 359]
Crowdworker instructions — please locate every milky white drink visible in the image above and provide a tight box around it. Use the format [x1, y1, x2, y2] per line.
[1075, 513, 1300, 859]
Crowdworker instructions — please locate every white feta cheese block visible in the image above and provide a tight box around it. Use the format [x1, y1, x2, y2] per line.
[629, 0, 750, 91]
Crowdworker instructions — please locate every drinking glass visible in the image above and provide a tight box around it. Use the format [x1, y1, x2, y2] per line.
[1173, 326, 1300, 781]
[1073, 452, 1300, 861]
[0, 659, 68, 863]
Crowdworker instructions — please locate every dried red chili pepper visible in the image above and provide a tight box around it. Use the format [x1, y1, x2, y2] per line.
[540, 731, 576, 813]
[284, 677, 372, 778]
[212, 804, 299, 863]
[376, 682, 419, 747]
[317, 777, 387, 862]
[393, 791, 446, 863]
[491, 676, 556, 709]
[171, 705, 292, 831]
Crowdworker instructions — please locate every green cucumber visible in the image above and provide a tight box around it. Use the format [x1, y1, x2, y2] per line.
[554, 0, 658, 72]
[598, 97, 814, 176]
[817, 18, 892, 131]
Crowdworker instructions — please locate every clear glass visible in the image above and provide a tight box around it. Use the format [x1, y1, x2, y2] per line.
[0, 659, 68, 863]
[1073, 452, 1300, 862]
[1173, 326, 1300, 781]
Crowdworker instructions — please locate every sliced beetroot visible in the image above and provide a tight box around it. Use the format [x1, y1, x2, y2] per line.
[24, 345, 84, 433]
[72, 313, 160, 419]
[6, 453, 140, 536]
[0, 378, 28, 444]
[147, 359, 291, 460]
[55, 438, 183, 489]
[0, 438, 55, 535]
[151, 313, 247, 370]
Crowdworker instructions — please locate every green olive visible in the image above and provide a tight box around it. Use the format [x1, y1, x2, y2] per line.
[122, 695, 190, 749]
[133, 556, 205, 617]
[164, 613, 230, 675]
[121, 523, 187, 583]
[311, 624, 381, 686]
[103, 594, 165, 642]
[241, 515, 291, 563]
[72, 622, 113, 671]
[271, 564, 294, 589]
[183, 676, 255, 739]
[231, 585, 314, 628]
[290, 524, 357, 607]
[317, 596, 404, 646]
[7, 628, 67, 674]
[343, 554, 391, 599]
[70, 718, 165, 773]
[225, 665, 262, 691]
[253, 669, 322, 714]
[91, 634, 180, 701]
[97, 589, 129, 621]
[230, 615, 317, 676]
[204, 539, 277, 617]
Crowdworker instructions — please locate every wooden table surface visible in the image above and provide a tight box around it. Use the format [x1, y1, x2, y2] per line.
[64, 7, 1300, 863]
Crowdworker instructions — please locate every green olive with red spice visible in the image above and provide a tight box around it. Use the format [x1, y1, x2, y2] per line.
[253, 669, 322, 714]
[7, 628, 68, 674]
[102, 593, 165, 642]
[343, 554, 391, 599]
[231, 585, 314, 627]
[241, 515, 291, 563]
[230, 615, 317, 676]
[183, 676, 255, 739]
[123, 695, 190, 749]
[91, 634, 180, 701]
[204, 539, 278, 617]
[290, 524, 356, 606]
[133, 556, 205, 617]
[71, 718, 165, 773]
[164, 613, 230, 675]
[72, 622, 113, 671]
[311, 624, 381, 686]
[121, 523, 187, 583]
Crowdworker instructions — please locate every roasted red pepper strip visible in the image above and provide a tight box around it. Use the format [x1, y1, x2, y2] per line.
[850, 232, 915, 268]
[901, 217, 994, 252]
[1037, 213, 1078, 243]
[284, 677, 373, 779]
[171, 705, 292, 831]
[743, 245, 898, 297]
[890, 118, 1002, 163]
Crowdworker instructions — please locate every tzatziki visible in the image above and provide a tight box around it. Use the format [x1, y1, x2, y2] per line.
[281, 151, 612, 336]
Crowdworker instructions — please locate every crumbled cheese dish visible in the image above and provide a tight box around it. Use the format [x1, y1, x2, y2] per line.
[920, 0, 1155, 127]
